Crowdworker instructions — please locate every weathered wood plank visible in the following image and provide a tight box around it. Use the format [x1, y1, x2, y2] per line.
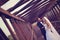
[0, 8, 25, 22]
[0, 0, 9, 6]
[1, 15, 19, 40]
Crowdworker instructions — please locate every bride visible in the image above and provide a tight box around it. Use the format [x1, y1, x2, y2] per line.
[42, 17, 60, 40]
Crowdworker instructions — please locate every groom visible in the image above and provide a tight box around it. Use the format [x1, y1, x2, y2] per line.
[37, 18, 46, 40]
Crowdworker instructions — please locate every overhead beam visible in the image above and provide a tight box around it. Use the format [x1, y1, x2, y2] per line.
[17, 0, 45, 17]
[0, 0, 9, 6]
[37, 0, 57, 18]
[0, 8, 25, 22]
[51, 21, 60, 23]
[1, 15, 19, 40]
[20, 0, 49, 18]
[13, 0, 41, 15]
[7, 0, 29, 12]
[21, 0, 56, 23]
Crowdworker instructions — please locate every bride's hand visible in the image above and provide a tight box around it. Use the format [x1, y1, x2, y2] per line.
[43, 17, 51, 29]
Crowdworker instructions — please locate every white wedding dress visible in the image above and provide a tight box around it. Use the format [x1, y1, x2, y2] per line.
[44, 24, 60, 40]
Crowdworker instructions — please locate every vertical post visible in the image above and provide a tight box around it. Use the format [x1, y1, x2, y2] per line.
[1, 15, 19, 40]
[10, 19, 26, 40]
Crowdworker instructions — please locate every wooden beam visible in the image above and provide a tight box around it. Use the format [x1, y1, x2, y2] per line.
[13, 0, 41, 15]
[20, 0, 49, 18]
[17, 0, 45, 17]
[7, 0, 29, 12]
[0, 0, 9, 6]
[1, 15, 19, 40]
[10, 19, 26, 40]
[0, 28, 9, 40]
[0, 8, 25, 22]
[21, 0, 56, 23]
[51, 21, 60, 23]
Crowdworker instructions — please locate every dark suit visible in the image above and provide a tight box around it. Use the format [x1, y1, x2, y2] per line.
[37, 22, 46, 40]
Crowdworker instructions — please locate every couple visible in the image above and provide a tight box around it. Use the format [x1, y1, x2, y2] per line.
[37, 17, 60, 40]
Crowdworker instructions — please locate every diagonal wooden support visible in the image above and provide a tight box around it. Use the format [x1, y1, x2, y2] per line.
[0, 8, 25, 22]
[1, 15, 19, 40]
